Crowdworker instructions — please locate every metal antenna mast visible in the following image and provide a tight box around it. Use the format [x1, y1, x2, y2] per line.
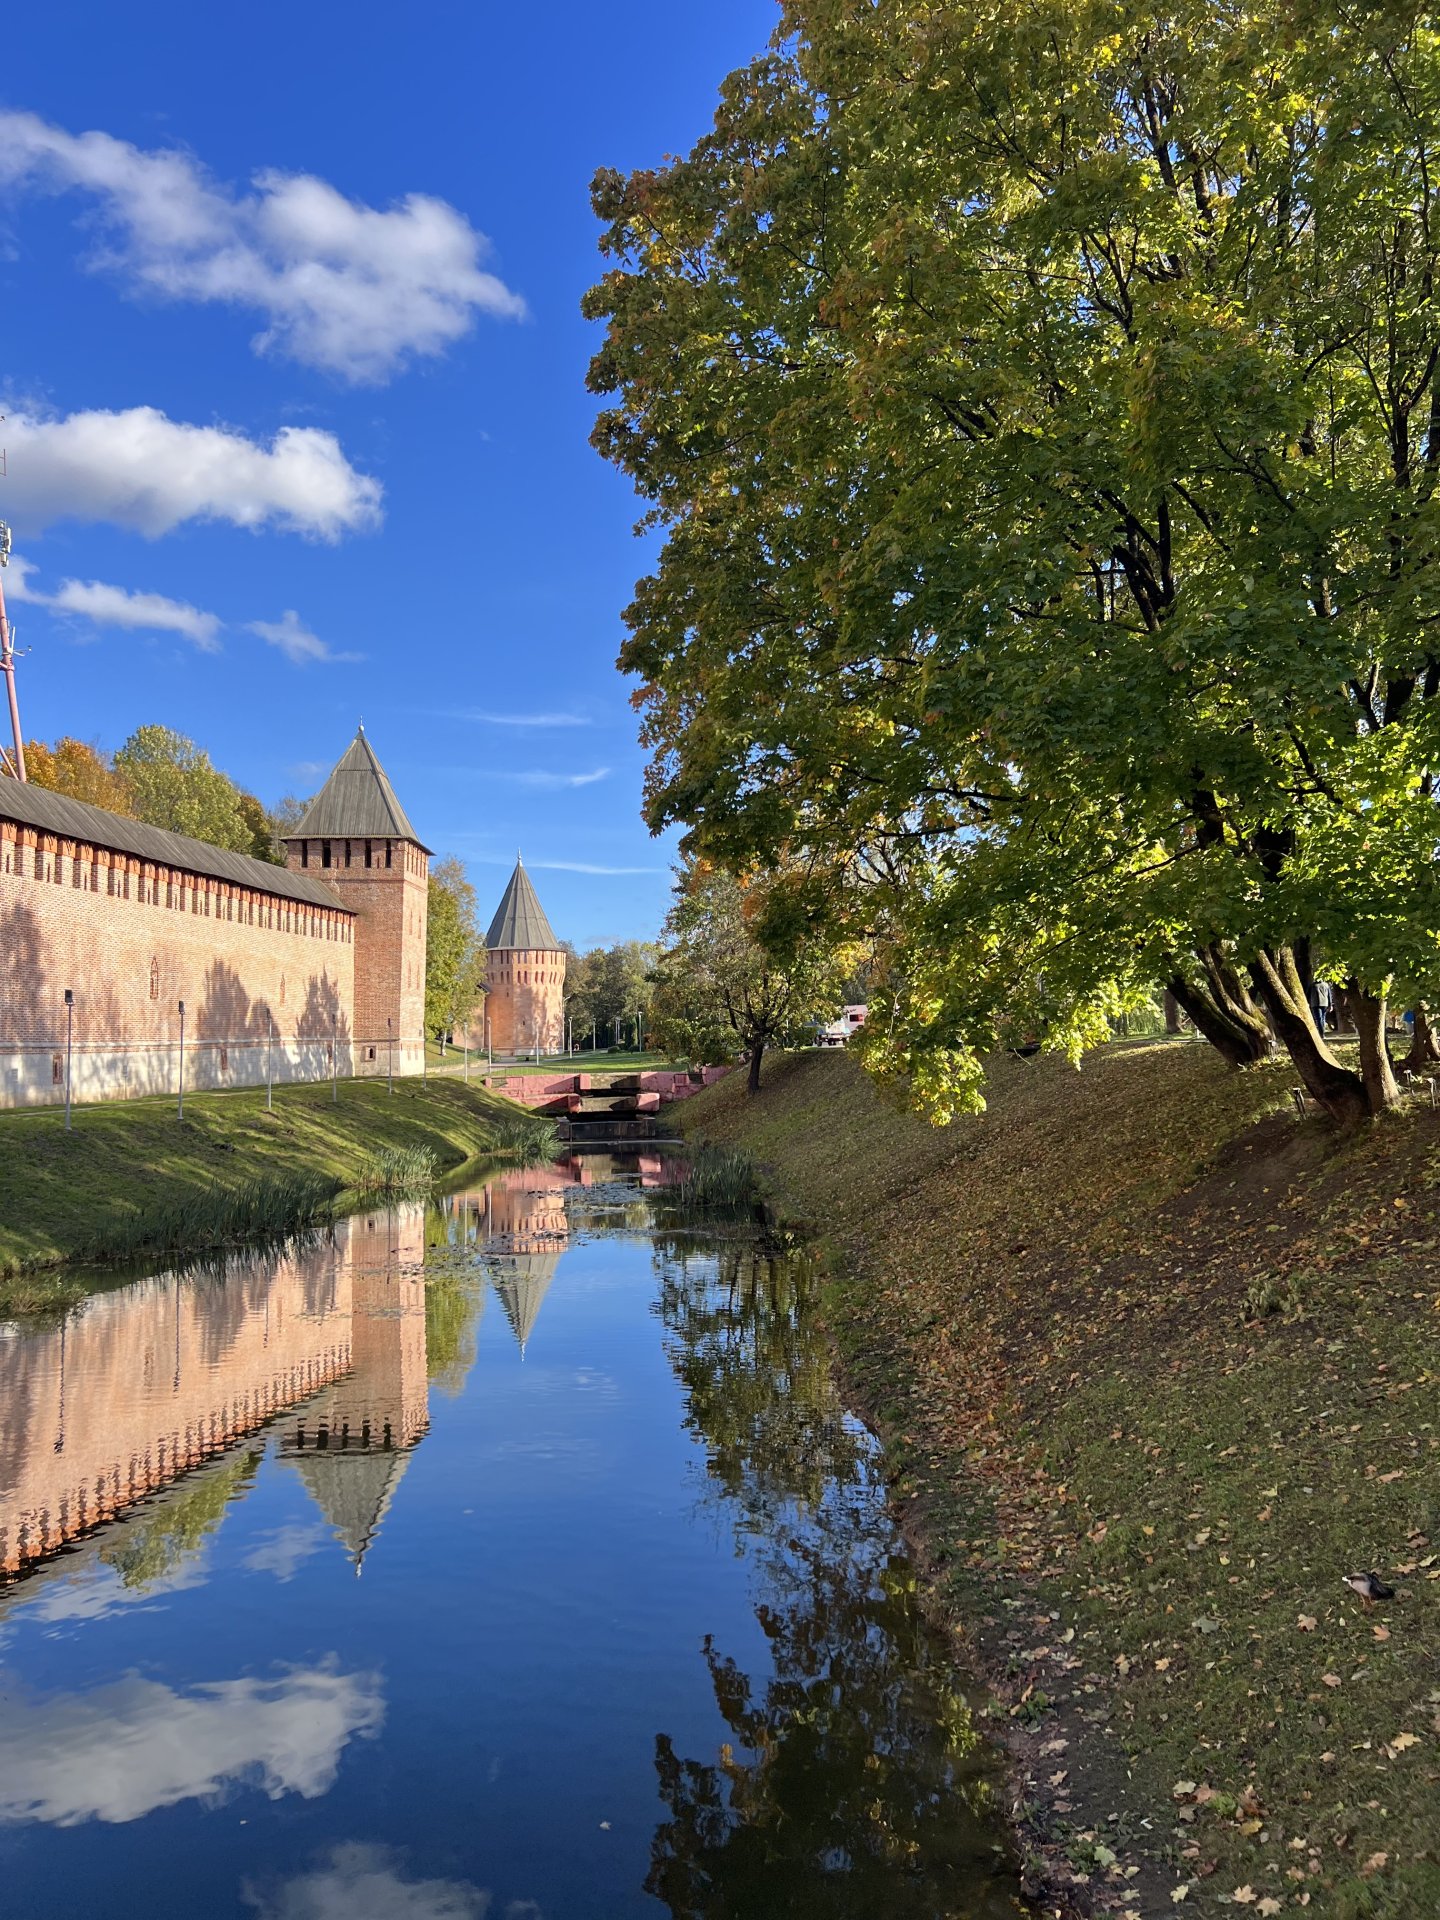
[0, 520, 26, 782]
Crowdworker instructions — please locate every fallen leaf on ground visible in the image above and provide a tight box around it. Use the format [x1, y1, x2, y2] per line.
[1322, 1673, 1342, 1687]
[1297, 1614, 1317, 1632]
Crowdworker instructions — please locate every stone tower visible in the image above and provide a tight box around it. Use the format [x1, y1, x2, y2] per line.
[284, 729, 430, 1077]
[484, 857, 566, 1057]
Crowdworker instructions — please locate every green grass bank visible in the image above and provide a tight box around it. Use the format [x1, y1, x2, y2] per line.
[681, 1044, 1440, 1920]
[0, 1077, 523, 1296]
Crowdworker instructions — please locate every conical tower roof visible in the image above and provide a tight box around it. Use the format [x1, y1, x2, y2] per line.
[291, 729, 430, 851]
[486, 857, 562, 952]
[286, 1447, 412, 1574]
[489, 1257, 560, 1356]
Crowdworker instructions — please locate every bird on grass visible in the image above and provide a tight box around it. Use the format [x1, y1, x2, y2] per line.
[1342, 1571, 1395, 1604]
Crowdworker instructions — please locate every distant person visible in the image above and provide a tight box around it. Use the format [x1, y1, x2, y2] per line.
[1310, 977, 1333, 1033]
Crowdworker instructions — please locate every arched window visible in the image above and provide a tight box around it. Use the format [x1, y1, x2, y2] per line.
[149, 957, 160, 1001]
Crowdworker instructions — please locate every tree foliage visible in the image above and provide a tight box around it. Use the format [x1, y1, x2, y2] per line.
[565, 939, 658, 1046]
[587, 0, 1440, 1122]
[113, 725, 260, 856]
[652, 859, 848, 1090]
[24, 736, 136, 816]
[425, 855, 485, 1042]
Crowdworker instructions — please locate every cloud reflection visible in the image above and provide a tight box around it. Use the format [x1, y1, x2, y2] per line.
[244, 1844, 490, 1919]
[0, 1663, 383, 1825]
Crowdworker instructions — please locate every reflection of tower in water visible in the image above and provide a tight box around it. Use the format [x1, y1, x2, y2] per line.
[446, 1167, 573, 1358]
[277, 1206, 429, 1573]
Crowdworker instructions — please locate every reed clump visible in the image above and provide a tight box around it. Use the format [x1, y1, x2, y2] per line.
[74, 1172, 342, 1269]
[673, 1145, 763, 1219]
[488, 1112, 561, 1163]
[352, 1144, 439, 1198]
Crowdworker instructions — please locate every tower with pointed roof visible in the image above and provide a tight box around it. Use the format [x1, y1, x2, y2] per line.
[283, 729, 431, 1077]
[484, 857, 566, 1057]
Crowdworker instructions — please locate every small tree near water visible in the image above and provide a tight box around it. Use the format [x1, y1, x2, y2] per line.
[653, 859, 844, 1093]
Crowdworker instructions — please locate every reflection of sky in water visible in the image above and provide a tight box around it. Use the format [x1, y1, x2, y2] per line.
[0, 1664, 383, 1825]
[0, 1164, 1016, 1919]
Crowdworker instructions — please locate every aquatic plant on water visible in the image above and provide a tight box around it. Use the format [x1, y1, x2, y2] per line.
[487, 1112, 561, 1164]
[673, 1146, 763, 1220]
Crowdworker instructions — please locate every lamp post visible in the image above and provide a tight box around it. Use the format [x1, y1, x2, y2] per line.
[63, 989, 74, 1131]
[387, 1016, 394, 1094]
[331, 1010, 339, 1104]
[422, 1027, 428, 1088]
[177, 1000, 186, 1119]
[266, 1009, 273, 1111]
[485, 1015, 492, 1072]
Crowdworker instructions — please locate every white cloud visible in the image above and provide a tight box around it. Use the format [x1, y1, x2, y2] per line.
[501, 768, 611, 790]
[451, 710, 591, 728]
[0, 406, 381, 540]
[0, 1664, 383, 1826]
[249, 609, 362, 667]
[245, 1844, 489, 1920]
[530, 860, 665, 875]
[0, 109, 526, 382]
[242, 1523, 327, 1582]
[8, 555, 222, 649]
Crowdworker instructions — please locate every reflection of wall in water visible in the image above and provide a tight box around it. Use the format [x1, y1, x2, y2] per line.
[276, 1207, 429, 1570]
[0, 1208, 427, 1579]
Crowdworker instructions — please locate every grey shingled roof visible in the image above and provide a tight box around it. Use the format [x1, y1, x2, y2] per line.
[486, 859, 562, 951]
[286, 1447, 412, 1574]
[0, 777, 348, 912]
[290, 730, 429, 850]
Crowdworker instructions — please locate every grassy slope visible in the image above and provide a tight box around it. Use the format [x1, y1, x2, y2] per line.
[683, 1043, 1440, 1920]
[0, 1077, 517, 1279]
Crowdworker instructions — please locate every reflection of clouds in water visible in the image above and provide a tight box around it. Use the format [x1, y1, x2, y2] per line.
[0, 1663, 383, 1826]
[243, 1523, 327, 1582]
[244, 1844, 490, 1919]
[0, 1559, 206, 1634]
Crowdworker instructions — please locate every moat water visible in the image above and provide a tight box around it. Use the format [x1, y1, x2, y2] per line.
[0, 1155, 1021, 1918]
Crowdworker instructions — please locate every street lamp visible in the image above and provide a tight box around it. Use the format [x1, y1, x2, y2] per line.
[63, 989, 74, 1131]
[266, 1009, 273, 1111]
[177, 999, 186, 1119]
[387, 1016, 394, 1094]
[331, 1009, 339, 1105]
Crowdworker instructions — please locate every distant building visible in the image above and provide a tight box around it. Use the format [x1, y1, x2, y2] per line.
[483, 857, 566, 1057]
[818, 1004, 868, 1048]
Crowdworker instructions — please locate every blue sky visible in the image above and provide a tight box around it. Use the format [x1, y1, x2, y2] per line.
[0, 0, 776, 947]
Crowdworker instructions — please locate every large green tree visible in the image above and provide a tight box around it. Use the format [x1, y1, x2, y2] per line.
[425, 856, 485, 1044]
[588, 0, 1440, 1122]
[114, 725, 256, 854]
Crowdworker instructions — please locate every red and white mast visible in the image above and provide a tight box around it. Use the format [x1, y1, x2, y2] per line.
[0, 520, 26, 782]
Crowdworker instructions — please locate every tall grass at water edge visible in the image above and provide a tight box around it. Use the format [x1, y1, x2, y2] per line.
[673, 1145, 764, 1220]
[487, 1113, 562, 1164]
[351, 1144, 439, 1198]
[72, 1172, 343, 1269]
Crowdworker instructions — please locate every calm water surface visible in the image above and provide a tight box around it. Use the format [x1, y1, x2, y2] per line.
[0, 1154, 1021, 1918]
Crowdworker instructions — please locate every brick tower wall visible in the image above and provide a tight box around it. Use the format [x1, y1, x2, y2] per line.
[0, 816, 355, 1107]
[485, 947, 566, 1056]
[286, 837, 428, 1077]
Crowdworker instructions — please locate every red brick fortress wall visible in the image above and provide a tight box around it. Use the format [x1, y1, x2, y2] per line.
[0, 816, 355, 1106]
[484, 946, 566, 1056]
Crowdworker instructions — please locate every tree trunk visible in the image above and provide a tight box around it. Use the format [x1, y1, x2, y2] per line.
[1350, 983, 1400, 1112]
[1402, 1004, 1440, 1073]
[747, 1038, 765, 1095]
[1200, 943, 1274, 1055]
[1248, 947, 1369, 1124]
[1166, 974, 1264, 1066]
[1162, 989, 1183, 1035]
[1331, 985, 1356, 1035]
